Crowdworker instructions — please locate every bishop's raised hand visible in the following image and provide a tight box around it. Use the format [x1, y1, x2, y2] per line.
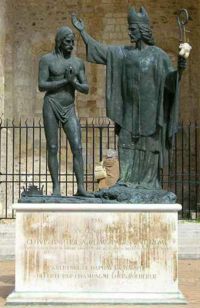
[71, 14, 85, 32]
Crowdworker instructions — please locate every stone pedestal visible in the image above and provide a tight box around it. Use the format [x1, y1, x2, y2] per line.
[7, 203, 186, 304]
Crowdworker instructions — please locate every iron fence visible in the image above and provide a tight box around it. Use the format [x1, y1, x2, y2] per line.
[0, 118, 199, 219]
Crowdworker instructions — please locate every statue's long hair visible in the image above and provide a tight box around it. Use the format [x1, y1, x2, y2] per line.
[138, 23, 155, 45]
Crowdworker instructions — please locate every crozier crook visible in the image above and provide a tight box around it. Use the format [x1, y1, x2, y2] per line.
[177, 9, 192, 59]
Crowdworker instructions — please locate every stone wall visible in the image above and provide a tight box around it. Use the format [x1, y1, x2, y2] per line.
[1, 0, 200, 121]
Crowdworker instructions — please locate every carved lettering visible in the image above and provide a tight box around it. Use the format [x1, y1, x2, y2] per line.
[22, 212, 175, 288]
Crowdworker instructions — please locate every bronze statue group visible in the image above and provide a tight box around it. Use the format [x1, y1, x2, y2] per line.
[38, 7, 190, 198]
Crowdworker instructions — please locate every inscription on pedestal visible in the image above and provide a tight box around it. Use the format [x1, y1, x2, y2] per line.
[16, 211, 178, 293]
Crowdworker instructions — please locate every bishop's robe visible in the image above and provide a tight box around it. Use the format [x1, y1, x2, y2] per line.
[83, 32, 179, 189]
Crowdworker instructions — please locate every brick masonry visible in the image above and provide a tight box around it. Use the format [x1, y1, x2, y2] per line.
[0, 0, 199, 122]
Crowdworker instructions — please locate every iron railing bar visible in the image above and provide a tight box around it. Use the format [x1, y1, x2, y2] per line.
[25, 121, 28, 190]
[65, 134, 68, 195]
[5, 120, 8, 218]
[114, 126, 117, 150]
[39, 120, 42, 189]
[0, 123, 116, 130]
[18, 119, 22, 203]
[92, 122, 95, 191]
[72, 144, 75, 196]
[107, 122, 110, 150]
[195, 121, 198, 218]
[45, 140, 48, 195]
[188, 122, 191, 217]
[59, 124, 61, 185]
[0, 172, 95, 176]
[85, 119, 88, 191]
[174, 133, 178, 196]
[181, 121, 184, 217]
[12, 121, 15, 218]
[99, 127, 103, 162]
[32, 118, 35, 185]
[2, 178, 199, 184]
[0, 124, 116, 129]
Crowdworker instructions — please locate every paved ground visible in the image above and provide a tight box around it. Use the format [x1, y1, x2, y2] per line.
[0, 260, 199, 308]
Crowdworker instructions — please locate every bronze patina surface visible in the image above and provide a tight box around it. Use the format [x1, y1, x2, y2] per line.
[72, 7, 187, 202]
[38, 26, 91, 197]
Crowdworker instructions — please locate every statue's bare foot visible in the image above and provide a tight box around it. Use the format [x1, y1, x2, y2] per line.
[52, 185, 61, 196]
[74, 186, 94, 198]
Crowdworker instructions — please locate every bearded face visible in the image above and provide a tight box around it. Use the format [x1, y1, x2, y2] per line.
[60, 34, 75, 54]
[128, 22, 155, 46]
[128, 23, 142, 43]
[55, 26, 75, 54]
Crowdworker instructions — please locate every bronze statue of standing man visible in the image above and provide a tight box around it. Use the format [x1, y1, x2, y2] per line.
[38, 26, 90, 196]
[72, 8, 191, 191]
